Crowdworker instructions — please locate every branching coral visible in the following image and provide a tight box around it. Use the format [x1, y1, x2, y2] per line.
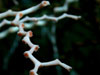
[0, 1, 81, 75]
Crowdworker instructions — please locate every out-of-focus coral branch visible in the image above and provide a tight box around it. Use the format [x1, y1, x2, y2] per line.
[13, 0, 19, 5]
[54, 0, 68, 13]
[3, 35, 21, 70]
[54, 0, 79, 13]
[0, 27, 18, 39]
[47, 22, 63, 75]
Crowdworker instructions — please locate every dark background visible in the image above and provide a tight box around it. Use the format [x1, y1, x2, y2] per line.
[0, 0, 100, 75]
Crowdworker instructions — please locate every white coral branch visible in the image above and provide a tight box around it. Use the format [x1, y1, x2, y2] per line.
[24, 51, 72, 75]
[0, 1, 50, 19]
[20, 13, 81, 23]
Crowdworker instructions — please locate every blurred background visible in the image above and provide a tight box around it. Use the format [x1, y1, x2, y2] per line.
[0, 0, 100, 75]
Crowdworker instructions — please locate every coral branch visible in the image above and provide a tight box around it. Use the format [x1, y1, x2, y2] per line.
[0, 10, 17, 19]
[42, 59, 72, 71]
[20, 13, 81, 23]
[24, 51, 72, 75]
[0, 19, 11, 27]
[0, 1, 50, 19]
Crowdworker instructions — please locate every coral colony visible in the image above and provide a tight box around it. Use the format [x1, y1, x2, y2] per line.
[0, 1, 81, 75]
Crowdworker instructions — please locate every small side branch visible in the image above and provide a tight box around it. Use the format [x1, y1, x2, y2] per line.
[42, 59, 72, 71]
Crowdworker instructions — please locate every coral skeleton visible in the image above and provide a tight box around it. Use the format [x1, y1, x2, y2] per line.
[0, 1, 81, 75]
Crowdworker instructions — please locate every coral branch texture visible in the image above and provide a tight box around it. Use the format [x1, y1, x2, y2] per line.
[0, 0, 81, 75]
